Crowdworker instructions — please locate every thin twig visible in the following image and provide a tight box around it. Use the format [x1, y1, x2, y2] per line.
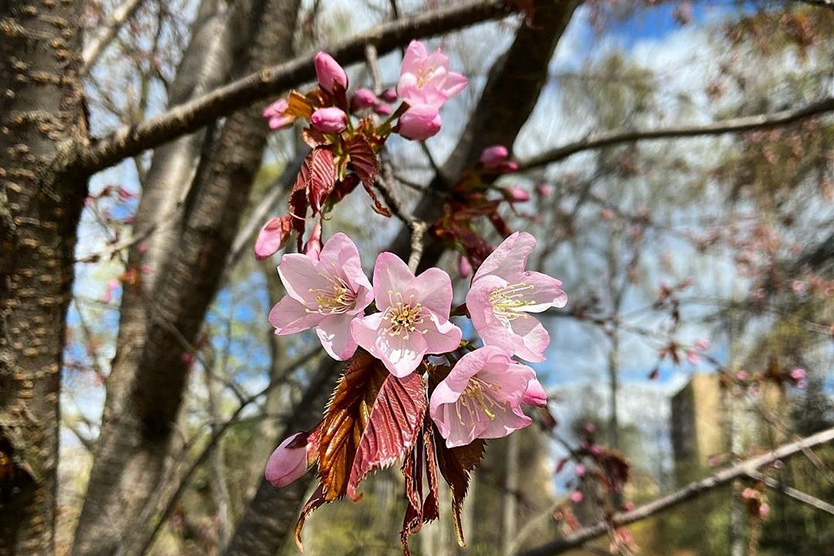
[517, 425, 834, 556]
[81, 0, 147, 75]
[747, 470, 834, 517]
[365, 44, 383, 95]
[517, 97, 834, 171]
[375, 159, 427, 272]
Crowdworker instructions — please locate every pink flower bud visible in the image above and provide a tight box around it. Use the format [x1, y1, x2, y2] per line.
[687, 351, 699, 365]
[600, 208, 614, 221]
[265, 432, 315, 488]
[790, 368, 806, 381]
[736, 370, 748, 381]
[522, 377, 547, 407]
[575, 464, 586, 477]
[311, 107, 348, 134]
[536, 183, 554, 197]
[759, 502, 770, 518]
[694, 339, 710, 351]
[255, 215, 292, 260]
[303, 221, 323, 260]
[397, 104, 441, 141]
[741, 488, 757, 500]
[458, 255, 472, 278]
[505, 186, 530, 203]
[570, 491, 584, 503]
[314, 51, 348, 93]
[263, 99, 294, 130]
[584, 423, 596, 435]
[381, 88, 398, 103]
[374, 104, 392, 116]
[479, 145, 509, 168]
[351, 87, 378, 110]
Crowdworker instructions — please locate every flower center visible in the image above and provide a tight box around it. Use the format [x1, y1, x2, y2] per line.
[416, 66, 436, 89]
[489, 282, 536, 326]
[457, 377, 503, 422]
[382, 291, 425, 339]
[307, 273, 356, 315]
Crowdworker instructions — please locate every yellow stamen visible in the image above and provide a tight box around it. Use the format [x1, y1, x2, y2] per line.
[489, 282, 536, 325]
[382, 290, 426, 340]
[306, 272, 356, 315]
[456, 377, 504, 423]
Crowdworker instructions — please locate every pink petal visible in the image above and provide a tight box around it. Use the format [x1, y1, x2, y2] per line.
[317, 233, 373, 311]
[435, 402, 482, 448]
[440, 71, 468, 98]
[521, 271, 568, 312]
[268, 296, 322, 334]
[478, 406, 531, 440]
[474, 231, 536, 282]
[372, 252, 414, 310]
[401, 40, 428, 75]
[316, 314, 358, 360]
[265, 433, 309, 487]
[522, 376, 548, 407]
[421, 312, 462, 355]
[508, 316, 550, 362]
[277, 253, 332, 306]
[407, 267, 453, 318]
[350, 313, 428, 377]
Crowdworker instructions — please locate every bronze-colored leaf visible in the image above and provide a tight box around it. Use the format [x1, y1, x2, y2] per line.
[400, 421, 441, 555]
[347, 372, 427, 500]
[345, 136, 378, 189]
[293, 483, 327, 551]
[433, 432, 486, 547]
[317, 351, 387, 501]
[285, 90, 314, 119]
[306, 148, 336, 214]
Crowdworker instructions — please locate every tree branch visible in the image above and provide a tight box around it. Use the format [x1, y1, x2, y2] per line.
[517, 425, 834, 556]
[71, 0, 511, 174]
[81, 0, 147, 75]
[517, 96, 834, 171]
[747, 470, 834, 517]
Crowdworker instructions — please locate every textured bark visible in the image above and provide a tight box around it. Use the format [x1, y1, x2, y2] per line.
[0, 1, 87, 554]
[70, 1, 300, 555]
[225, 2, 580, 554]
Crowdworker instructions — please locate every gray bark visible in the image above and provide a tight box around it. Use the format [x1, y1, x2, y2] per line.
[70, 0, 301, 554]
[0, 0, 87, 554]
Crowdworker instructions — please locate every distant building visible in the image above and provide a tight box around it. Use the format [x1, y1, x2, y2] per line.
[670, 374, 726, 478]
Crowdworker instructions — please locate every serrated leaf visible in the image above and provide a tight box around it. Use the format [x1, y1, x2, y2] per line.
[347, 372, 427, 500]
[293, 483, 326, 551]
[345, 136, 378, 188]
[400, 420, 440, 556]
[317, 351, 387, 502]
[306, 148, 336, 215]
[433, 432, 485, 547]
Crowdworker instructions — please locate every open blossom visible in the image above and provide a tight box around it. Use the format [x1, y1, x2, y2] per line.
[315, 51, 348, 93]
[263, 99, 294, 130]
[430, 346, 535, 448]
[465, 232, 567, 362]
[397, 104, 442, 141]
[351, 252, 462, 377]
[265, 432, 317, 488]
[397, 40, 467, 109]
[255, 215, 293, 259]
[311, 107, 348, 134]
[269, 233, 373, 360]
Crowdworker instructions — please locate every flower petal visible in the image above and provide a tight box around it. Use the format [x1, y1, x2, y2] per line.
[372, 252, 414, 310]
[519, 271, 568, 312]
[408, 267, 453, 318]
[421, 312, 462, 355]
[268, 296, 322, 334]
[474, 231, 535, 282]
[316, 314, 358, 360]
[350, 313, 427, 377]
[278, 253, 331, 305]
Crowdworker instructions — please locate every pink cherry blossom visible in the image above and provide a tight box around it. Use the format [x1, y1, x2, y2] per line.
[521, 376, 547, 407]
[269, 233, 373, 360]
[397, 104, 442, 141]
[429, 346, 534, 448]
[311, 107, 348, 134]
[575, 463, 586, 477]
[396, 40, 467, 109]
[255, 215, 293, 259]
[263, 99, 294, 130]
[351, 252, 462, 377]
[465, 232, 567, 362]
[314, 51, 348, 93]
[479, 145, 509, 168]
[570, 491, 584, 503]
[351, 87, 378, 110]
[265, 432, 316, 487]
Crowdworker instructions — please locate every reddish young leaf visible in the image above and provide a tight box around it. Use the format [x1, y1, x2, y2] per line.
[400, 421, 441, 556]
[285, 90, 314, 119]
[306, 148, 336, 214]
[345, 136, 378, 189]
[329, 174, 360, 204]
[293, 483, 327, 551]
[433, 432, 485, 547]
[317, 351, 387, 502]
[347, 372, 427, 500]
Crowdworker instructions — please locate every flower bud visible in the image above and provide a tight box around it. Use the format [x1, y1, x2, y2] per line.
[303, 221, 323, 260]
[380, 88, 398, 103]
[265, 432, 315, 488]
[479, 145, 509, 169]
[397, 104, 442, 141]
[374, 104, 393, 116]
[458, 255, 472, 278]
[505, 186, 530, 203]
[255, 215, 292, 260]
[351, 87, 377, 110]
[311, 107, 348, 134]
[263, 99, 294, 130]
[315, 52, 348, 93]
[536, 183, 554, 197]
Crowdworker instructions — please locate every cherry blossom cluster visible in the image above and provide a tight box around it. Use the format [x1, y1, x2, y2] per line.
[266, 230, 566, 483]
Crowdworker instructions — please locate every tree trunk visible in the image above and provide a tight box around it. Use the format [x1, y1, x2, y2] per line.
[71, 0, 301, 554]
[0, 1, 87, 554]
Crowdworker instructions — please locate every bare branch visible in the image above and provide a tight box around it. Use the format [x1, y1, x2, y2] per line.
[517, 97, 834, 171]
[375, 160, 426, 272]
[81, 0, 147, 75]
[747, 470, 834, 517]
[72, 0, 511, 175]
[517, 425, 834, 556]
